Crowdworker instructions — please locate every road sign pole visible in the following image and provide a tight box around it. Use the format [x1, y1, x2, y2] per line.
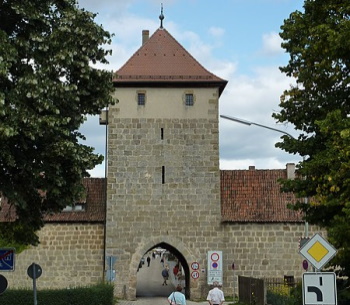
[33, 264, 37, 305]
[27, 263, 42, 305]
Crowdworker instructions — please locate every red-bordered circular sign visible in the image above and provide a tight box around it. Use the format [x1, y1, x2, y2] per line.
[191, 271, 199, 279]
[191, 262, 199, 270]
[211, 252, 220, 261]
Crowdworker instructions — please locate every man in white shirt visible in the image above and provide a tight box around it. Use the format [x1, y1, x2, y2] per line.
[206, 281, 225, 305]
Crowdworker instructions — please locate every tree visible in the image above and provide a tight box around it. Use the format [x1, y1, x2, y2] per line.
[273, 0, 350, 277]
[0, 0, 114, 245]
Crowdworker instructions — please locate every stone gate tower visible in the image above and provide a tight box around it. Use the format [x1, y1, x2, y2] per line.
[106, 22, 227, 300]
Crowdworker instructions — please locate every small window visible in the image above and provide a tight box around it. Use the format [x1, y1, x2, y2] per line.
[185, 93, 194, 106]
[138, 93, 146, 106]
[63, 203, 86, 212]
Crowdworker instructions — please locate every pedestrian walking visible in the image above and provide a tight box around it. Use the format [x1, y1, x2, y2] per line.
[161, 266, 169, 286]
[206, 281, 225, 305]
[173, 264, 179, 278]
[147, 256, 151, 267]
[168, 284, 186, 305]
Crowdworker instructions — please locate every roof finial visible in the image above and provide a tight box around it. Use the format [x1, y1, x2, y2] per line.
[159, 3, 164, 28]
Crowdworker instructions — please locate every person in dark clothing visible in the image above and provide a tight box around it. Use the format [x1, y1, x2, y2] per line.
[147, 256, 151, 267]
[162, 267, 169, 285]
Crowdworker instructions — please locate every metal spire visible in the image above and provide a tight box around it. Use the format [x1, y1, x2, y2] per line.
[159, 3, 164, 28]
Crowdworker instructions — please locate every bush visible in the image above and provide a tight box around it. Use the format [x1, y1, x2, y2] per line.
[267, 290, 291, 305]
[337, 278, 350, 305]
[0, 283, 114, 305]
[267, 282, 302, 305]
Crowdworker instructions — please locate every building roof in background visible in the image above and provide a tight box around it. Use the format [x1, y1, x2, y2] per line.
[113, 28, 227, 95]
[0, 178, 106, 223]
[44, 178, 106, 222]
[0, 167, 302, 224]
[221, 167, 303, 223]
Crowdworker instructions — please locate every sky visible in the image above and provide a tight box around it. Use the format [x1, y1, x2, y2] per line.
[77, 0, 305, 177]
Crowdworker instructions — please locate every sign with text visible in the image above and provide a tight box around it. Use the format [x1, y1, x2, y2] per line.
[207, 250, 223, 285]
[0, 248, 15, 271]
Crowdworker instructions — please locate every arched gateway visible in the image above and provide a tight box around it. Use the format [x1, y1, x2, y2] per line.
[105, 19, 227, 300]
[131, 238, 191, 298]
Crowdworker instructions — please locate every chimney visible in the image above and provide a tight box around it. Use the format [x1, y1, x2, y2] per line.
[142, 30, 149, 45]
[286, 163, 295, 179]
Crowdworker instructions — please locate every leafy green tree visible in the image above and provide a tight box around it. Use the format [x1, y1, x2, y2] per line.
[273, 0, 350, 277]
[0, 0, 114, 245]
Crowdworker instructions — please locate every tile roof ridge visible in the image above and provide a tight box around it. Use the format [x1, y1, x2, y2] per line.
[113, 27, 227, 84]
[156, 28, 226, 82]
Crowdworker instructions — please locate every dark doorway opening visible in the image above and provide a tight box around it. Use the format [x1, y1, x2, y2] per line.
[136, 242, 190, 299]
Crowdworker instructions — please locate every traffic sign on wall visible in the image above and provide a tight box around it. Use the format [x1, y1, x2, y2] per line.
[0, 248, 15, 271]
[207, 250, 222, 285]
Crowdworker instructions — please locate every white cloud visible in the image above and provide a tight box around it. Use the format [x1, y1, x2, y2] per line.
[208, 26, 225, 38]
[261, 31, 283, 56]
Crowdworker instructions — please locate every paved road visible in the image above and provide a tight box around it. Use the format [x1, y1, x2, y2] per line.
[136, 256, 175, 297]
[117, 255, 209, 305]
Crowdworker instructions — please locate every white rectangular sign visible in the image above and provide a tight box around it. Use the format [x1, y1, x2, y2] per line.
[303, 272, 337, 305]
[207, 250, 223, 285]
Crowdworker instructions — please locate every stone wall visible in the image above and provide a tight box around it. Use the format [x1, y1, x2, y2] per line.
[106, 87, 223, 300]
[1, 220, 323, 300]
[2, 223, 105, 290]
[220, 223, 321, 298]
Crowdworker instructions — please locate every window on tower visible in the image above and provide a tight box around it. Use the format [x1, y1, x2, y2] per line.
[137, 92, 146, 106]
[185, 93, 194, 106]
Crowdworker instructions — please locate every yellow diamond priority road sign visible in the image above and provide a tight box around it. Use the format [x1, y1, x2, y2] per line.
[299, 233, 337, 271]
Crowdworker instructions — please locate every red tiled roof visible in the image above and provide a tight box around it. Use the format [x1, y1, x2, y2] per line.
[221, 168, 303, 223]
[113, 28, 227, 95]
[44, 178, 106, 222]
[0, 178, 106, 223]
[0, 196, 16, 222]
[1, 169, 302, 224]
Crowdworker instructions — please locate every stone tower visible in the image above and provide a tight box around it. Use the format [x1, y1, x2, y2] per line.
[106, 25, 227, 300]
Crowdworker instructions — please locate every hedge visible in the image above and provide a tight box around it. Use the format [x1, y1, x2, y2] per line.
[0, 283, 114, 305]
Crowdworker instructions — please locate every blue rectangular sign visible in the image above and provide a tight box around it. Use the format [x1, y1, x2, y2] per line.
[0, 248, 15, 271]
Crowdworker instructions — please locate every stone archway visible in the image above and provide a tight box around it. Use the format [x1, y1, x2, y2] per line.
[129, 237, 193, 300]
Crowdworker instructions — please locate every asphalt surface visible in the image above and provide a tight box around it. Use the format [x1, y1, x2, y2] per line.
[117, 255, 209, 305]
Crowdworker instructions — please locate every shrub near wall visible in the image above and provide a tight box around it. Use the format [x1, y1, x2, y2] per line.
[0, 283, 114, 305]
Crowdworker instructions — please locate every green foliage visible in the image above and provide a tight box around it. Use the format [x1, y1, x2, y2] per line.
[267, 291, 291, 305]
[273, 0, 350, 277]
[336, 278, 350, 305]
[0, 238, 27, 253]
[0, 283, 114, 305]
[267, 282, 302, 305]
[0, 0, 114, 245]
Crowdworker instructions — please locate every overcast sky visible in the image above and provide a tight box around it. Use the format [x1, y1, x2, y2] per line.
[78, 0, 305, 177]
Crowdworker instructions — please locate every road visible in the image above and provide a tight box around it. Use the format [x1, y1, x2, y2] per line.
[117, 255, 209, 305]
[136, 255, 175, 297]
